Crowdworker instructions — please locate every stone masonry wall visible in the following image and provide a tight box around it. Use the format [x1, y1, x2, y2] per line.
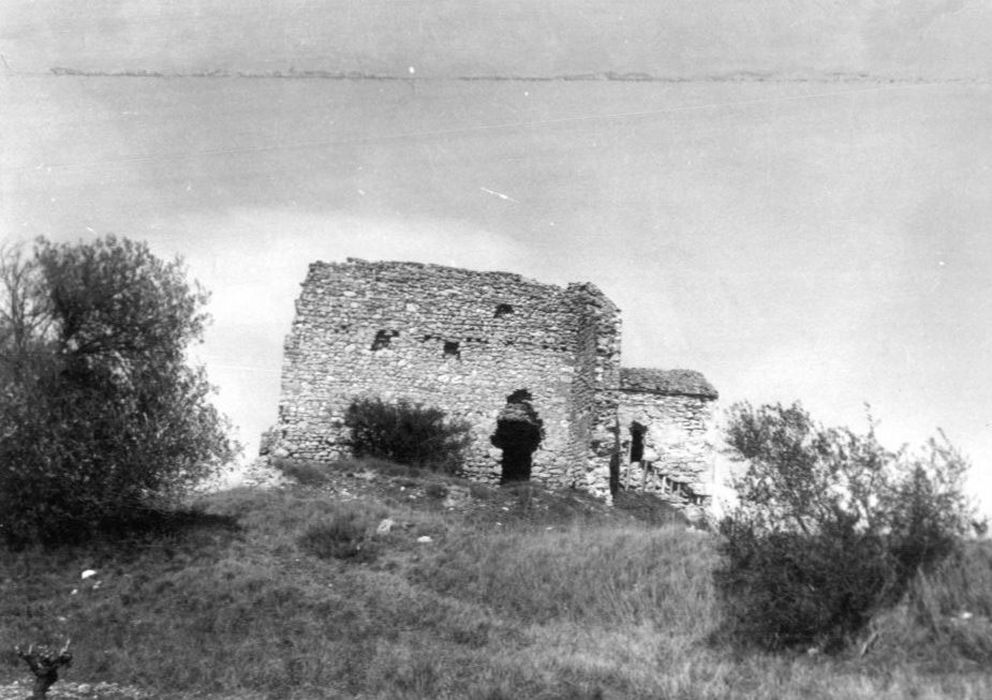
[276, 259, 621, 487]
[273, 258, 719, 506]
[615, 391, 717, 502]
[565, 284, 622, 497]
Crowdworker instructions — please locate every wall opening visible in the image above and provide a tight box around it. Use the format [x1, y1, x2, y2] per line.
[490, 390, 543, 483]
[370, 329, 399, 351]
[629, 421, 646, 463]
[443, 340, 461, 360]
[661, 476, 707, 506]
[609, 419, 621, 496]
[506, 388, 532, 403]
[494, 303, 514, 318]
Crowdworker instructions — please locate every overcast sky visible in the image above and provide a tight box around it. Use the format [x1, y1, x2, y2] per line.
[2, 1, 990, 513]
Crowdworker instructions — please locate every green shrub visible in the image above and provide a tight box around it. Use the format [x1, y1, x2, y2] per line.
[424, 483, 449, 500]
[344, 397, 471, 474]
[271, 458, 333, 486]
[467, 483, 495, 500]
[863, 540, 992, 669]
[358, 457, 423, 479]
[0, 238, 234, 547]
[298, 509, 376, 561]
[716, 402, 975, 653]
[716, 517, 894, 651]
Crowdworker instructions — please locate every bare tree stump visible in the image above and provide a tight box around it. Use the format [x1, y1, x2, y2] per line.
[15, 640, 72, 700]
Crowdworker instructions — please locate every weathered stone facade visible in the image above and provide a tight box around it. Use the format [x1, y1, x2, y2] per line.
[615, 369, 719, 502]
[272, 258, 717, 504]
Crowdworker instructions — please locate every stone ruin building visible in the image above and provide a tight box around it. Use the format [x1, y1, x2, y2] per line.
[271, 258, 718, 507]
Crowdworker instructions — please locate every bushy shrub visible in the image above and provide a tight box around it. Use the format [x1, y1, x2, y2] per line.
[344, 397, 471, 474]
[298, 508, 376, 561]
[271, 458, 333, 486]
[717, 516, 894, 651]
[0, 238, 234, 546]
[423, 482, 449, 500]
[860, 540, 992, 669]
[716, 402, 975, 652]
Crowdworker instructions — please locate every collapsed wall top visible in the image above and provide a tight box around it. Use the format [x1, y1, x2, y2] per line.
[619, 368, 719, 400]
[272, 257, 718, 506]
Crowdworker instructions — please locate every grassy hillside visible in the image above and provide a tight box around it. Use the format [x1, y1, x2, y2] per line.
[1, 459, 990, 699]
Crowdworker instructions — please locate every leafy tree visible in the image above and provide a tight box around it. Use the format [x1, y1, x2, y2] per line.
[0, 237, 235, 545]
[344, 397, 471, 474]
[716, 401, 975, 652]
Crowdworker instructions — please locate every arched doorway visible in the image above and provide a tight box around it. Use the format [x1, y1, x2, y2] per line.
[490, 390, 543, 483]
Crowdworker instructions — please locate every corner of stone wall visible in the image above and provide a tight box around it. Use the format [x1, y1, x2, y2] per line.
[614, 389, 719, 510]
[564, 282, 623, 499]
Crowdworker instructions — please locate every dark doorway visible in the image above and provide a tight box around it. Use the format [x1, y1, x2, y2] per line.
[490, 390, 543, 483]
[629, 421, 646, 463]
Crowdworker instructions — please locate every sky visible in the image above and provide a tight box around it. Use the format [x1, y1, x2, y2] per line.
[2, 1, 990, 514]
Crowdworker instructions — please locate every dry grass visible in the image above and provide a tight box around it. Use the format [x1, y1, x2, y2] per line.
[0, 462, 989, 698]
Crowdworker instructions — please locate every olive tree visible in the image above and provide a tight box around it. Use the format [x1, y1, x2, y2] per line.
[0, 237, 235, 545]
[715, 401, 975, 652]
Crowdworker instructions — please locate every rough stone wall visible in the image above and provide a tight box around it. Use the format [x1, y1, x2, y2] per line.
[615, 391, 717, 502]
[564, 283, 622, 497]
[276, 258, 620, 486]
[273, 258, 718, 505]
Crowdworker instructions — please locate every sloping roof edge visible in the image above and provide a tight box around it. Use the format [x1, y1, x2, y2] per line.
[619, 367, 718, 400]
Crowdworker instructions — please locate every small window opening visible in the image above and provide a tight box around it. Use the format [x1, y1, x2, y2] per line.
[443, 340, 461, 359]
[494, 303, 514, 318]
[370, 329, 399, 351]
[629, 421, 646, 463]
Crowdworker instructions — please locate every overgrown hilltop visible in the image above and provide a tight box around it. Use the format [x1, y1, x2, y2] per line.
[1, 236, 990, 698]
[1, 456, 990, 699]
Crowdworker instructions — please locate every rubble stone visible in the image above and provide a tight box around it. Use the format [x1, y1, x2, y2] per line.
[272, 259, 717, 505]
